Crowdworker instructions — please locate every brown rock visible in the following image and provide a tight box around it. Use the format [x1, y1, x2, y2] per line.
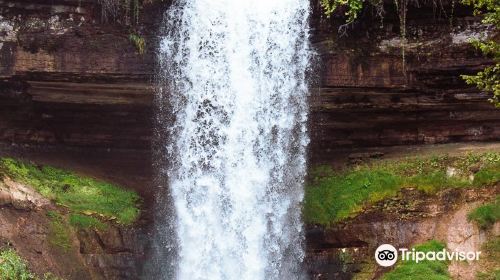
[0, 176, 49, 210]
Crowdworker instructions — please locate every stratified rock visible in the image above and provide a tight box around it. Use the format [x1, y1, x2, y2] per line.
[0, 0, 498, 162]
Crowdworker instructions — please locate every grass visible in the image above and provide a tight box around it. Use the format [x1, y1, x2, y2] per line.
[0, 157, 140, 225]
[382, 240, 450, 280]
[0, 249, 61, 280]
[304, 152, 500, 225]
[69, 214, 108, 230]
[468, 197, 500, 229]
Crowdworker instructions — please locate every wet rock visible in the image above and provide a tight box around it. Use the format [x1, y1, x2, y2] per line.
[77, 225, 147, 280]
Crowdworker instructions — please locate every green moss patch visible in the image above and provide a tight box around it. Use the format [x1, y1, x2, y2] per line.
[304, 152, 500, 225]
[46, 211, 72, 251]
[468, 197, 500, 229]
[0, 157, 141, 225]
[383, 240, 450, 280]
[69, 214, 108, 230]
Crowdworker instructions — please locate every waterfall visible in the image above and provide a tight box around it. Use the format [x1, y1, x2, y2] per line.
[155, 0, 311, 279]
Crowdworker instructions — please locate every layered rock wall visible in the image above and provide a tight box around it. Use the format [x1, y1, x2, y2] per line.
[0, 0, 499, 160]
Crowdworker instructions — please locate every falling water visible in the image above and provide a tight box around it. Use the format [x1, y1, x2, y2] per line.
[155, 0, 311, 279]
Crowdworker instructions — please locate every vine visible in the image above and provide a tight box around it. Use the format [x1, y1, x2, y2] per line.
[394, 0, 408, 75]
[98, 0, 145, 25]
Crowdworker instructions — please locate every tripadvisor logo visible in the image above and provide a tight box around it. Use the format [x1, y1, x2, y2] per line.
[374, 243, 482, 267]
[375, 244, 398, 267]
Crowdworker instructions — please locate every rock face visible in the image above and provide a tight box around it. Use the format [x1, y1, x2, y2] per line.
[75, 224, 148, 280]
[308, 0, 500, 161]
[0, 174, 147, 280]
[0, 0, 499, 279]
[0, 0, 499, 162]
[305, 186, 500, 279]
[0, 0, 154, 150]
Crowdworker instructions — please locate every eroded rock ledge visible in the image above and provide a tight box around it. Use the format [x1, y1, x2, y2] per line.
[0, 0, 498, 163]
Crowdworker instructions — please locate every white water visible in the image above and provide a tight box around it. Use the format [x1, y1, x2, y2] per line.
[156, 0, 311, 279]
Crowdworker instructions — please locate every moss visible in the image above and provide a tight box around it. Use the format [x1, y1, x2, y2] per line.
[303, 168, 401, 225]
[69, 214, 108, 230]
[468, 197, 500, 229]
[382, 240, 450, 280]
[304, 152, 500, 226]
[46, 211, 72, 251]
[0, 157, 140, 225]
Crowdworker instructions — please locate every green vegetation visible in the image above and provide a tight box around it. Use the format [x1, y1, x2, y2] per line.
[98, 0, 141, 24]
[383, 240, 450, 280]
[129, 33, 146, 54]
[99, 0, 164, 25]
[0, 249, 35, 280]
[461, 0, 500, 107]
[483, 236, 500, 258]
[321, 0, 499, 97]
[69, 214, 108, 230]
[46, 211, 72, 251]
[476, 237, 500, 279]
[468, 197, 500, 229]
[304, 152, 500, 225]
[320, 0, 366, 22]
[477, 270, 500, 280]
[0, 249, 60, 280]
[0, 157, 140, 225]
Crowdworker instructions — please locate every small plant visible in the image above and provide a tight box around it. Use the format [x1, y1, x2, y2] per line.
[467, 197, 500, 229]
[129, 33, 146, 54]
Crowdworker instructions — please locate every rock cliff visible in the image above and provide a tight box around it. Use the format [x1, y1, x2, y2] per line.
[0, 0, 498, 162]
[0, 1, 499, 279]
